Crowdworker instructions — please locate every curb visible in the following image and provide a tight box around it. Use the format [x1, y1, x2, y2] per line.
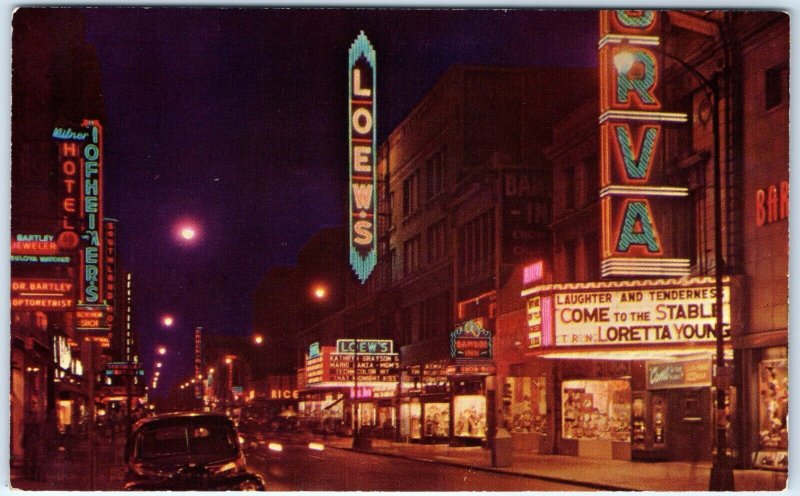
[329, 445, 637, 492]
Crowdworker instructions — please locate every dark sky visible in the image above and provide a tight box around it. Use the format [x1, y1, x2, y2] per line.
[82, 7, 598, 393]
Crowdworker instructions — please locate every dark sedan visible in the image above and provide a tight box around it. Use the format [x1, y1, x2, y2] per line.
[124, 412, 265, 491]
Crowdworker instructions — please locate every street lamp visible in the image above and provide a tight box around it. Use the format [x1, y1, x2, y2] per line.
[162, 315, 174, 327]
[180, 227, 196, 240]
[253, 334, 263, 345]
[157, 346, 167, 356]
[615, 41, 732, 490]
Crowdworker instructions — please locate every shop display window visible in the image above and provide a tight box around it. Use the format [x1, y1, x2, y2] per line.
[502, 376, 547, 434]
[423, 403, 450, 437]
[453, 395, 486, 438]
[758, 359, 787, 451]
[561, 379, 631, 442]
[409, 401, 422, 439]
[356, 402, 375, 428]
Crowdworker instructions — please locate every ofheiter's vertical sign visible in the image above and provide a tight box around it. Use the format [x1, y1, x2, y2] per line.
[599, 11, 690, 277]
[79, 120, 105, 305]
[348, 31, 377, 283]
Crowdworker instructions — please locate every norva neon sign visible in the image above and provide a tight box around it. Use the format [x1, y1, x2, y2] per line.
[598, 11, 690, 277]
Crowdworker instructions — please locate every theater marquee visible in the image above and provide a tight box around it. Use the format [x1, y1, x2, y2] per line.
[523, 276, 731, 348]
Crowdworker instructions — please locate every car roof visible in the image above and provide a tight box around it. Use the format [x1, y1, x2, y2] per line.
[132, 412, 234, 432]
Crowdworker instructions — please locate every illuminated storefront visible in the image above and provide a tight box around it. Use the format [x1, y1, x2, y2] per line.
[399, 318, 495, 445]
[298, 340, 400, 437]
[519, 275, 741, 461]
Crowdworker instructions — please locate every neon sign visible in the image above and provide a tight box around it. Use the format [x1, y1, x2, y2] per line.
[522, 260, 545, 286]
[80, 120, 104, 304]
[11, 278, 74, 310]
[450, 319, 492, 359]
[57, 131, 82, 253]
[104, 219, 117, 306]
[76, 305, 110, 329]
[336, 339, 393, 354]
[348, 31, 377, 283]
[599, 11, 690, 277]
[11, 234, 59, 255]
[755, 180, 789, 226]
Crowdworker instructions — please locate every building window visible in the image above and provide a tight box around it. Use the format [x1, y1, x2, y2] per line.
[425, 149, 446, 200]
[402, 170, 420, 218]
[583, 233, 600, 281]
[400, 306, 413, 344]
[584, 153, 599, 204]
[458, 210, 495, 282]
[419, 292, 450, 341]
[403, 235, 421, 276]
[563, 239, 577, 282]
[388, 191, 395, 230]
[390, 248, 401, 282]
[765, 64, 788, 110]
[426, 218, 448, 264]
[564, 166, 575, 210]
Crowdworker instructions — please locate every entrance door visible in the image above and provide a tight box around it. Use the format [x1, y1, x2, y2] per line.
[665, 388, 712, 461]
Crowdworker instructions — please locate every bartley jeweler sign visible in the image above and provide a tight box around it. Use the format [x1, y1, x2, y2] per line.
[524, 276, 732, 347]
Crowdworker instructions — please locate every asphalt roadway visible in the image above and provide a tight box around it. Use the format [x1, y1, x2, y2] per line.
[241, 432, 594, 492]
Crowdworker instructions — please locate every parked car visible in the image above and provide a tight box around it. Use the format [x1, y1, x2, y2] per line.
[123, 412, 265, 491]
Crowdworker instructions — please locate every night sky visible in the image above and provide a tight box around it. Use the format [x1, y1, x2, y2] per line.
[81, 8, 598, 393]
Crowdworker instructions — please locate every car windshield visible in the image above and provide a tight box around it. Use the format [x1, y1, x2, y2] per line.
[135, 421, 238, 460]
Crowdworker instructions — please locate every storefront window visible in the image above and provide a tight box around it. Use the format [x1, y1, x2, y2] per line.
[561, 379, 631, 442]
[356, 402, 375, 428]
[423, 403, 450, 437]
[453, 395, 486, 438]
[503, 376, 547, 434]
[758, 359, 787, 450]
[409, 401, 422, 439]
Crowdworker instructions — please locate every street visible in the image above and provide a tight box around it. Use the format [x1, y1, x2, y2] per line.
[240, 432, 593, 491]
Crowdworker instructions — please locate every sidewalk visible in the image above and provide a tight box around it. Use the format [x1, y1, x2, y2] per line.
[8, 435, 127, 491]
[321, 436, 788, 491]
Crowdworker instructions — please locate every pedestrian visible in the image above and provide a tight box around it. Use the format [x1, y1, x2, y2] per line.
[22, 411, 40, 480]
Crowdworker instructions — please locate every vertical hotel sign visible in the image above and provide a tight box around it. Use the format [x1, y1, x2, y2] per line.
[599, 11, 690, 277]
[55, 120, 109, 331]
[348, 31, 377, 283]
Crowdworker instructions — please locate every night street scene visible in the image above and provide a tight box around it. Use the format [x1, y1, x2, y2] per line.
[8, 7, 789, 492]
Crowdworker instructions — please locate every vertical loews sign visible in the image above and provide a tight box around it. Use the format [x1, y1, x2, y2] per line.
[348, 31, 377, 283]
[599, 11, 690, 277]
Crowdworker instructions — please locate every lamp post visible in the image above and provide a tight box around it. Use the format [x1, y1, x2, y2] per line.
[615, 43, 733, 490]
